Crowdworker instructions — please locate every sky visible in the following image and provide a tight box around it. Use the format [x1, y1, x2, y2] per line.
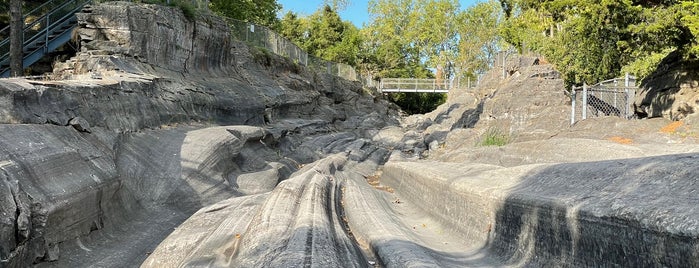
[277, 0, 482, 28]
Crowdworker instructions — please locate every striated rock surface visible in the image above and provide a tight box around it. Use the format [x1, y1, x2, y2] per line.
[635, 52, 699, 120]
[0, 2, 697, 268]
[0, 2, 398, 267]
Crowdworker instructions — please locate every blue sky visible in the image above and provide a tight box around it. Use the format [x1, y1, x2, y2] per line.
[277, 0, 482, 28]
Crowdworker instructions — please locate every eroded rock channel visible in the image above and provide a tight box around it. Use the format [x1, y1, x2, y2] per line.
[1, 2, 698, 267]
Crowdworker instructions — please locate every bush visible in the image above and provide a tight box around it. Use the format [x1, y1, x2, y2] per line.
[122, 0, 198, 20]
[251, 47, 273, 66]
[169, 0, 197, 20]
[479, 127, 510, 147]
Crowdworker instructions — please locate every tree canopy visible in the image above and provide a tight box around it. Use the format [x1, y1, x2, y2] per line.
[498, 0, 699, 85]
[209, 0, 281, 27]
[280, 5, 362, 66]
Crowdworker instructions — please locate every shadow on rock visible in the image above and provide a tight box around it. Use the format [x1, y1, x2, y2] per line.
[490, 153, 699, 267]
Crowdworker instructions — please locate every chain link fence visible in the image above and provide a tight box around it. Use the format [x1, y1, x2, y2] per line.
[225, 18, 359, 81]
[90, 0, 360, 81]
[570, 73, 637, 125]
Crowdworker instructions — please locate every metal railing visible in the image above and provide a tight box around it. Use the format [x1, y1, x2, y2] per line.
[378, 78, 451, 93]
[570, 73, 637, 125]
[0, 0, 91, 77]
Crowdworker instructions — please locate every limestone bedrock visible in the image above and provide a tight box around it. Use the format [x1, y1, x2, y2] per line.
[0, 2, 697, 268]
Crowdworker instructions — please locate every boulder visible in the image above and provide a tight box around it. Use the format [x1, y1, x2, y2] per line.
[635, 52, 699, 120]
[69, 116, 91, 133]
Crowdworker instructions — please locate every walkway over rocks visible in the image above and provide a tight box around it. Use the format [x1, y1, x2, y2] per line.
[379, 78, 451, 93]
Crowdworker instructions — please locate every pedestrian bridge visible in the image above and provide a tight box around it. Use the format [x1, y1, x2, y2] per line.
[378, 78, 450, 93]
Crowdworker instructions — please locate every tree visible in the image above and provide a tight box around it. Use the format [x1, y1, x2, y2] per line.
[9, 0, 22, 77]
[362, 0, 432, 79]
[279, 11, 304, 42]
[680, 1, 699, 56]
[323, 0, 350, 12]
[362, 0, 460, 115]
[456, 0, 504, 82]
[414, 0, 460, 80]
[209, 0, 280, 28]
[279, 5, 362, 66]
[498, 0, 698, 85]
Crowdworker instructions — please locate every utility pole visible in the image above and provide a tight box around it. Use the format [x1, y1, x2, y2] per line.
[9, 0, 23, 77]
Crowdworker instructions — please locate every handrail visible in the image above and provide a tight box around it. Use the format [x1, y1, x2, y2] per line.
[23, 0, 90, 47]
[0, 0, 70, 46]
[379, 78, 451, 93]
[0, 0, 92, 75]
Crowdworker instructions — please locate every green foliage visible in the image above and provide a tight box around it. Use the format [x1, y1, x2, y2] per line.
[251, 46, 273, 66]
[359, 0, 504, 114]
[323, 0, 350, 12]
[479, 127, 510, 147]
[169, 0, 197, 20]
[279, 5, 362, 67]
[209, 0, 280, 28]
[621, 48, 675, 80]
[387, 92, 447, 115]
[457, 1, 504, 80]
[681, 1, 699, 56]
[362, 0, 461, 79]
[498, 0, 699, 84]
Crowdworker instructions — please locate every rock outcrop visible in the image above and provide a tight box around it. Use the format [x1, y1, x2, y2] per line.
[0, 2, 398, 267]
[635, 52, 699, 120]
[0, 2, 698, 268]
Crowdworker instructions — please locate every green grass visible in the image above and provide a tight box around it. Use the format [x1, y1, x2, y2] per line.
[479, 127, 510, 147]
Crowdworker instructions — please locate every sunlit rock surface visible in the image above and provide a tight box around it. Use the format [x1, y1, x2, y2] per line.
[0, 2, 697, 268]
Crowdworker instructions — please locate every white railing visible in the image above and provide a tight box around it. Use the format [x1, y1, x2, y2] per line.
[379, 78, 451, 93]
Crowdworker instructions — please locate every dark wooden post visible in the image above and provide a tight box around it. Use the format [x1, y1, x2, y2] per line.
[9, 0, 23, 77]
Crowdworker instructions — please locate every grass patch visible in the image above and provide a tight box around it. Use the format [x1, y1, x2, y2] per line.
[479, 127, 510, 147]
[251, 47, 273, 66]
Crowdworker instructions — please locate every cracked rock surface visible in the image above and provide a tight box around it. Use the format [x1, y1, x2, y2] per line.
[1, 2, 698, 267]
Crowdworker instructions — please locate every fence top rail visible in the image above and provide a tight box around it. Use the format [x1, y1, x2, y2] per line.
[382, 78, 445, 82]
[572, 75, 638, 90]
[380, 88, 449, 93]
[574, 87, 635, 92]
[381, 81, 450, 85]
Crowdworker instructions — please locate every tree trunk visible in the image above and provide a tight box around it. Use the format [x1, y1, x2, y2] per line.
[9, 0, 23, 77]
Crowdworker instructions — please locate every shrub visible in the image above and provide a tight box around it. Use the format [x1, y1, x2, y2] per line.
[479, 127, 510, 147]
[169, 0, 197, 21]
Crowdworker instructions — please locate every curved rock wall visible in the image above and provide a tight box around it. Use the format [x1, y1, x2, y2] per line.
[0, 2, 399, 267]
[2, 2, 698, 267]
[635, 53, 699, 120]
[380, 154, 699, 267]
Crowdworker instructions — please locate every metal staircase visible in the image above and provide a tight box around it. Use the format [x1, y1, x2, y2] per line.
[0, 0, 91, 77]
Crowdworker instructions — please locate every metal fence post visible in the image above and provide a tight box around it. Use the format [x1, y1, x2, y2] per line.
[625, 72, 631, 119]
[571, 86, 576, 125]
[582, 83, 587, 120]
